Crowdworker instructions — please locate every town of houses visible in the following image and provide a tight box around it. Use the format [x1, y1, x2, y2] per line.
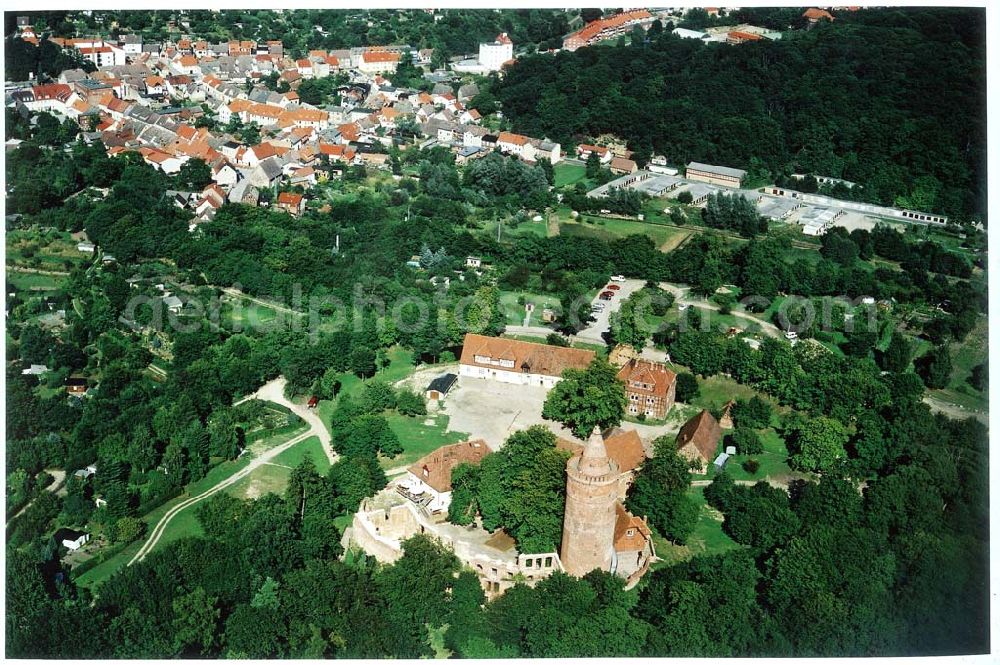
[6, 7, 950, 237]
[5, 24, 564, 229]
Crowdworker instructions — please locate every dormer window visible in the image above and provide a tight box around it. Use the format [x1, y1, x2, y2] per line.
[626, 528, 635, 537]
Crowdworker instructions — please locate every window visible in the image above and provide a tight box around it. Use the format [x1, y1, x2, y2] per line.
[499, 359, 514, 369]
[525, 558, 533, 567]
[626, 528, 635, 537]
[474, 354, 491, 364]
[545, 556, 552, 567]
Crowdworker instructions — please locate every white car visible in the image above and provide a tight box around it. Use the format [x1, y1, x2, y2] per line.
[678, 303, 689, 312]
[784, 331, 799, 340]
[591, 303, 606, 312]
[610, 275, 626, 282]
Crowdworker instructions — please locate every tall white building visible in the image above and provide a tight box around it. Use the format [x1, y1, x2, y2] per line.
[478, 33, 513, 72]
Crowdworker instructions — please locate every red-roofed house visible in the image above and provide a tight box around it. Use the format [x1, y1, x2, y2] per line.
[359, 48, 401, 73]
[577, 144, 612, 163]
[296, 59, 313, 78]
[497, 131, 530, 157]
[562, 9, 654, 51]
[399, 439, 490, 513]
[728, 31, 764, 44]
[616, 359, 676, 420]
[276, 191, 306, 216]
[459, 333, 594, 388]
[803, 7, 835, 23]
[143, 76, 166, 97]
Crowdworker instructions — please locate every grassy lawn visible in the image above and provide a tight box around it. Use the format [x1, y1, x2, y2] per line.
[224, 301, 283, 329]
[499, 290, 561, 326]
[559, 217, 685, 249]
[316, 346, 417, 426]
[690, 374, 769, 414]
[502, 218, 548, 239]
[553, 162, 587, 187]
[382, 412, 469, 470]
[7, 271, 66, 291]
[151, 506, 205, 549]
[927, 315, 988, 411]
[226, 463, 292, 501]
[685, 487, 739, 556]
[653, 486, 740, 567]
[427, 624, 452, 659]
[271, 435, 330, 473]
[717, 428, 792, 482]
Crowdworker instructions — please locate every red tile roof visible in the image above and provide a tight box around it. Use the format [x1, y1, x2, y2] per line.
[616, 359, 676, 400]
[614, 503, 652, 552]
[803, 8, 835, 21]
[497, 131, 529, 146]
[362, 49, 400, 63]
[277, 191, 304, 207]
[408, 439, 490, 493]
[459, 333, 595, 379]
[569, 9, 652, 44]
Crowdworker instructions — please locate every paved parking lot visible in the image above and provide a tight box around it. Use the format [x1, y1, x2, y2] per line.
[441, 372, 685, 451]
[442, 377, 559, 449]
[573, 278, 646, 345]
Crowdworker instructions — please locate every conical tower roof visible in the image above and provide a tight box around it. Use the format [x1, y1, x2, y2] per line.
[577, 426, 615, 477]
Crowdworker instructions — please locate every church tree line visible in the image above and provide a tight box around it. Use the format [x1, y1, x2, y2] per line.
[489, 7, 985, 221]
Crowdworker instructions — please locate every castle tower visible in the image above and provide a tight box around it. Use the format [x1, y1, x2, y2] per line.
[560, 427, 621, 577]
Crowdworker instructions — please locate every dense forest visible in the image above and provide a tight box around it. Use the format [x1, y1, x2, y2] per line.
[491, 8, 986, 221]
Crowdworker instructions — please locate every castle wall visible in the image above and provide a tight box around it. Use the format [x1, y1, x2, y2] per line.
[345, 499, 563, 599]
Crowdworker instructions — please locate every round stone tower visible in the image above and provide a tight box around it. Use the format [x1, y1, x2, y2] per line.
[560, 427, 620, 577]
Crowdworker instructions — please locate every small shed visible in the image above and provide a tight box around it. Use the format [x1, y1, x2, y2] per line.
[425, 373, 458, 401]
[713, 452, 730, 469]
[74, 464, 97, 479]
[66, 377, 88, 396]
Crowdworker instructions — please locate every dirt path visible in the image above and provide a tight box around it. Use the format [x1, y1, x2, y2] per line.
[128, 428, 315, 565]
[658, 281, 782, 339]
[923, 395, 988, 424]
[235, 376, 335, 464]
[7, 469, 67, 526]
[219, 287, 306, 317]
[659, 231, 691, 252]
[547, 214, 561, 237]
[7, 265, 71, 276]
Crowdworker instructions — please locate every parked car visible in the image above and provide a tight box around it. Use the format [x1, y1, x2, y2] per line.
[678, 303, 689, 311]
[610, 275, 626, 282]
[591, 303, 605, 312]
[606, 284, 621, 291]
[599, 291, 614, 300]
[784, 331, 799, 340]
